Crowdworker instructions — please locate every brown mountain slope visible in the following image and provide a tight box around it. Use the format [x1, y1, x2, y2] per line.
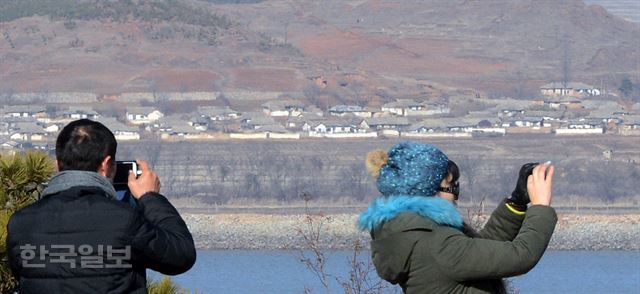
[0, 0, 637, 98]
[219, 0, 639, 95]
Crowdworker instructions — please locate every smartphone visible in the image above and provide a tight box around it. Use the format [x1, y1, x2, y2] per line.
[114, 161, 141, 207]
[114, 161, 141, 185]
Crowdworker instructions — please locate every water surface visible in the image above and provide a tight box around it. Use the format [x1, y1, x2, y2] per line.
[150, 250, 640, 294]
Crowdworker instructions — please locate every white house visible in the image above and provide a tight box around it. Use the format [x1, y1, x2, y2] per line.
[619, 115, 640, 135]
[262, 100, 306, 117]
[126, 107, 164, 125]
[622, 115, 640, 129]
[254, 124, 300, 139]
[240, 112, 277, 130]
[197, 106, 240, 121]
[555, 119, 604, 135]
[407, 118, 481, 134]
[501, 117, 545, 128]
[63, 107, 101, 120]
[1, 140, 19, 150]
[44, 124, 61, 133]
[381, 100, 449, 116]
[382, 99, 423, 116]
[500, 109, 526, 118]
[523, 111, 563, 122]
[361, 117, 411, 130]
[2, 105, 46, 118]
[328, 105, 374, 118]
[303, 120, 361, 135]
[9, 122, 48, 141]
[97, 118, 141, 140]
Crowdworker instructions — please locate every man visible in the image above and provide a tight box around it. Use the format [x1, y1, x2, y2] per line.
[7, 119, 196, 293]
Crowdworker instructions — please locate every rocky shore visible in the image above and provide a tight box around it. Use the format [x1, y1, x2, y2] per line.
[183, 213, 640, 251]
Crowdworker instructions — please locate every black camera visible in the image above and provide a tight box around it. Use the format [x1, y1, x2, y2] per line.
[113, 161, 142, 207]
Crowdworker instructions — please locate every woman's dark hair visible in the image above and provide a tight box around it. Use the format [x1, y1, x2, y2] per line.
[447, 160, 460, 183]
[55, 119, 117, 172]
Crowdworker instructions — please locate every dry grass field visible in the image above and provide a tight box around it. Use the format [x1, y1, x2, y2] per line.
[117, 135, 640, 206]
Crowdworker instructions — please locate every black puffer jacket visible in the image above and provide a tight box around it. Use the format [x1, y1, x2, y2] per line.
[6, 186, 196, 293]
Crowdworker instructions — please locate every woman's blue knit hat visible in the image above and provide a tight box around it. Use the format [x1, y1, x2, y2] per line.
[376, 141, 449, 197]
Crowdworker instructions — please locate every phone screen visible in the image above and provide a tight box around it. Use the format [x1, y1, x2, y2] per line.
[114, 161, 135, 184]
[114, 161, 138, 208]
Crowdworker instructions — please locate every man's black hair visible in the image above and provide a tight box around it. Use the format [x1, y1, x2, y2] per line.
[56, 119, 117, 172]
[447, 160, 460, 183]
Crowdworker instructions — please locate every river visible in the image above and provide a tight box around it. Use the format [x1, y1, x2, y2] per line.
[149, 250, 640, 294]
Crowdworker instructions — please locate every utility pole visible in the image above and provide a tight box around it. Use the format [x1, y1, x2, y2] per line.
[562, 34, 571, 89]
[283, 21, 289, 46]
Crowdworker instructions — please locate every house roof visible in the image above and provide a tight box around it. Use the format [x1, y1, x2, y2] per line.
[523, 110, 564, 119]
[540, 82, 595, 90]
[241, 112, 275, 126]
[2, 105, 46, 114]
[262, 100, 306, 111]
[169, 122, 200, 134]
[3, 117, 37, 123]
[96, 118, 139, 132]
[256, 124, 288, 133]
[64, 106, 99, 116]
[12, 122, 46, 134]
[501, 116, 545, 123]
[466, 111, 499, 122]
[487, 99, 530, 110]
[126, 107, 159, 115]
[329, 105, 364, 112]
[197, 106, 239, 117]
[364, 117, 411, 126]
[588, 108, 625, 119]
[622, 115, 640, 125]
[382, 99, 425, 108]
[322, 118, 361, 128]
[408, 117, 481, 130]
[565, 119, 603, 126]
[286, 113, 325, 125]
[1, 139, 19, 148]
[580, 100, 621, 109]
[298, 112, 325, 121]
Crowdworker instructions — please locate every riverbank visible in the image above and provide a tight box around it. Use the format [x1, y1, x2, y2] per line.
[183, 212, 640, 251]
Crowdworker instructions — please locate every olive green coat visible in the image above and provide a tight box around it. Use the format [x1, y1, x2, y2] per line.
[360, 197, 557, 294]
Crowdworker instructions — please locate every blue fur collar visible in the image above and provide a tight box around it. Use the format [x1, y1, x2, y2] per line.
[358, 196, 463, 231]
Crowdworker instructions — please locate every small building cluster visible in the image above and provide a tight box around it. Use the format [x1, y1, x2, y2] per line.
[1, 81, 639, 151]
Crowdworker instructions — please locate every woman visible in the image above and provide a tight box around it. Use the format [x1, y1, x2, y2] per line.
[358, 141, 556, 293]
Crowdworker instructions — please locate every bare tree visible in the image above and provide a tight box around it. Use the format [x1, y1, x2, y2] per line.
[340, 162, 370, 201]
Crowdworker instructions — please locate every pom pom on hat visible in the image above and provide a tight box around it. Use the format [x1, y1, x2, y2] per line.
[376, 141, 449, 197]
[366, 149, 389, 178]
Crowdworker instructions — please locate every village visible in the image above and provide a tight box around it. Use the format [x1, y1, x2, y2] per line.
[1, 81, 639, 151]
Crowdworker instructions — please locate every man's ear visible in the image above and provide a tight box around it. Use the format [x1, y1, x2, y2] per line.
[97, 155, 113, 177]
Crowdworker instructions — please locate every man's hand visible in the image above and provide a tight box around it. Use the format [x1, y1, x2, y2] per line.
[128, 159, 161, 199]
[527, 163, 554, 206]
[510, 162, 539, 205]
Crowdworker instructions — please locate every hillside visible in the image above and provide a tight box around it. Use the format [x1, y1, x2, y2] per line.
[218, 0, 639, 96]
[0, 0, 638, 100]
[0, 0, 308, 94]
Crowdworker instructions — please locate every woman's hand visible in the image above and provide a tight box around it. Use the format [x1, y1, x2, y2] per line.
[527, 163, 554, 206]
